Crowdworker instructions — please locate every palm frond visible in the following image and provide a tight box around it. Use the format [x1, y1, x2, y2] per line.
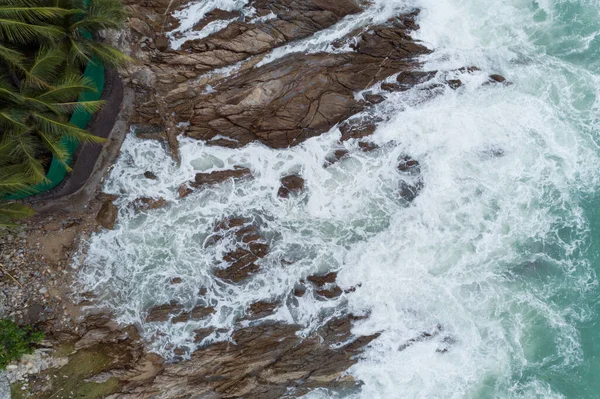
[0, 165, 37, 195]
[0, 18, 63, 44]
[0, 202, 35, 221]
[0, 43, 24, 70]
[11, 133, 47, 183]
[38, 131, 72, 171]
[69, 38, 131, 69]
[27, 46, 65, 86]
[33, 113, 105, 144]
[0, 6, 69, 22]
[55, 99, 104, 114]
[37, 73, 96, 102]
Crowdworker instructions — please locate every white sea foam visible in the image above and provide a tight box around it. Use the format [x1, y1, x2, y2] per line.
[78, 0, 600, 397]
[167, 0, 249, 49]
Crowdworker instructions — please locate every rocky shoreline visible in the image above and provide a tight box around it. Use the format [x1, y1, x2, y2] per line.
[1, 0, 508, 397]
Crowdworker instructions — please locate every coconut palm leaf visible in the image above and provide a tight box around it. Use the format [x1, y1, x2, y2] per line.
[9, 132, 47, 183]
[37, 131, 72, 171]
[0, 201, 35, 228]
[26, 46, 65, 86]
[0, 165, 37, 193]
[32, 113, 105, 144]
[0, 43, 24, 70]
[0, 6, 69, 22]
[55, 99, 104, 113]
[0, 18, 63, 43]
[78, 39, 131, 68]
[37, 73, 97, 101]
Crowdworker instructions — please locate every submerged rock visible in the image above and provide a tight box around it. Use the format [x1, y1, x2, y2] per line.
[143, 171, 158, 180]
[214, 248, 261, 283]
[133, 196, 169, 211]
[398, 156, 424, 202]
[324, 149, 350, 167]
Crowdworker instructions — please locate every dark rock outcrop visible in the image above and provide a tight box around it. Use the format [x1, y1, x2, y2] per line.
[208, 217, 270, 283]
[115, 315, 380, 398]
[145, 301, 184, 322]
[143, 171, 158, 180]
[192, 167, 252, 188]
[278, 175, 305, 198]
[172, 305, 215, 323]
[133, 196, 169, 210]
[96, 200, 118, 230]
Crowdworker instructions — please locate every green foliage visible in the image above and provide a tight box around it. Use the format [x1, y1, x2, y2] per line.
[0, 319, 44, 369]
[0, 0, 128, 199]
[0, 201, 34, 228]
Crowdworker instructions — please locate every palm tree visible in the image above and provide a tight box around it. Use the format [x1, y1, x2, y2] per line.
[59, 0, 130, 69]
[1, 49, 106, 183]
[0, 0, 129, 224]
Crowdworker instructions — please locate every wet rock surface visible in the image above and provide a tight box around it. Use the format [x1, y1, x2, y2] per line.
[96, 200, 118, 229]
[209, 217, 270, 283]
[192, 167, 252, 188]
[114, 315, 379, 399]
[278, 175, 305, 198]
[123, 1, 430, 152]
[133, 196, 169, 211]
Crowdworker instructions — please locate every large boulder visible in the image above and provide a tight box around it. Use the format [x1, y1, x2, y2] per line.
[96, 200, 118, 230]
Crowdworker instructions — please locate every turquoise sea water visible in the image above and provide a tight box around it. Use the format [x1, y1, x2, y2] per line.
[78, 0, 600, 398]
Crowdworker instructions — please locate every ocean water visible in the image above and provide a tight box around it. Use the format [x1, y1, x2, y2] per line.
[77, 0, 600, 397]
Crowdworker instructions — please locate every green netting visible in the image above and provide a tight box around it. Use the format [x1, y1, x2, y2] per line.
[5, 33, 106, 200]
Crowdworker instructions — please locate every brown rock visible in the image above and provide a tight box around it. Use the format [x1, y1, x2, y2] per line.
[358, 141, 378, 152]
[193, 328, 214, 342]
[172, 305, 215, 323]
[214, 248, 260, 282]
[316, 286, 343, 299]
[117, 315, 380, 398]
[178, 14, 430, 149]
[396, 70, 437, 90]
[143, 171, 158, 180]
[249, 242, 269, 258]
[364, 93, 385, 104]
[178, 184, 193, 198]
[398, 157, 420, 173]
[489, 74, 506, 83]
[96, 200, 118, 230]
[133, 197, 169, 210]
[381, 82, 402, 92]
[293, 284, 306, 297]
[192, 167, 252, 188]
[324, 149, 349, 166]
[307, 272, 337, 287]
[145, 301, 184, 322]
[170, 277, 182, 284]
[247, 301, 278, 319]
[278, 175, 305, 198]
[340, 118, 379, 141]
[447, 79, 463, 89]
[155, 35, 169, 51]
